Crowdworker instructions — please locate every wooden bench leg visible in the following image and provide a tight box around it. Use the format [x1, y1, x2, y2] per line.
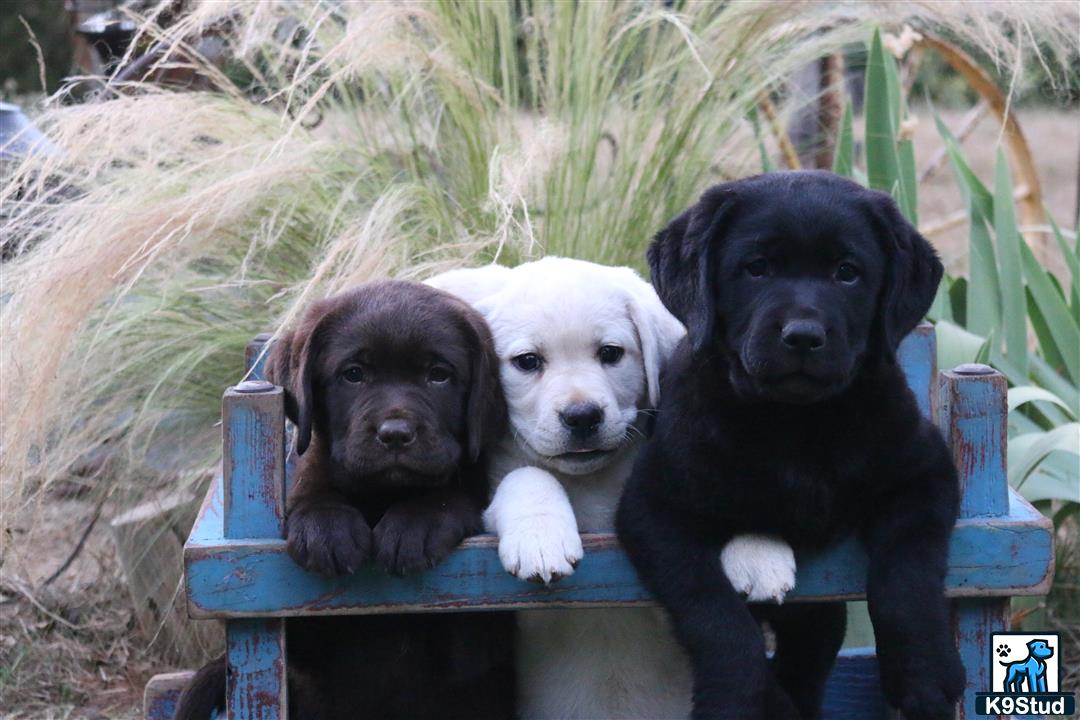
[940, 366, 1011, 720]
[955, 598, 1010, 720]
[227, 618, 288, 720]
[222, 376, 288, 719]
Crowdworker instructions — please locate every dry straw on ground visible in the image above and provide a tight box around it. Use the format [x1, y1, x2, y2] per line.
[0, 1, 1076, 715]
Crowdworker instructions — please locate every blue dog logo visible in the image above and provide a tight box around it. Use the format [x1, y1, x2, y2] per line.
[1000, 639, 1054, 693]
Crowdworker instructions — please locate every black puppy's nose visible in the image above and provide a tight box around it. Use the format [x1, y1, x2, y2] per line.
[559, 402, 604, 437]
[376, 418, 415, 449]
[781, 320, 826, 352]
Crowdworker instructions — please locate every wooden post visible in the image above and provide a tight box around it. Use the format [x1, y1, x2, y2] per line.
[939, 364, 1010, 720]
[898, 322, 937, 420]
[223, 379, 288, 720]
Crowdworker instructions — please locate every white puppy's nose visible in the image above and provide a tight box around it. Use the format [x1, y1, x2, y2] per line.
[558, 402, 604, 438]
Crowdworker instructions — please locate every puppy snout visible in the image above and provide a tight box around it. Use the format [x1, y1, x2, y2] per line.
[781, 319, 826, 352]
[558, 402, 604, 438]
[376, 418, 416, 449]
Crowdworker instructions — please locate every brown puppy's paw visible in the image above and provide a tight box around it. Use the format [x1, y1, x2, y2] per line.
[372, 499, 473, 576]
[286, 501, 371, 576]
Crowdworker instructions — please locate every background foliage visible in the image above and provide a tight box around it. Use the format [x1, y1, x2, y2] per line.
[0, 1, 1076, 714]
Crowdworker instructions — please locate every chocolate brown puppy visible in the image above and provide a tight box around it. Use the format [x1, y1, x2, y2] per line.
[175, 280, 514, 720]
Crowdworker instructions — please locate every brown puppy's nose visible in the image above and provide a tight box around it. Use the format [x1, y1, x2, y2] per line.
[377, 418, 415, 449]
[781, 320, 826, 352]
[559, 402, 604, 438]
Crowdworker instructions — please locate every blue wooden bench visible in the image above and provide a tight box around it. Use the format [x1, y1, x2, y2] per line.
[145, 324, 1054, 720]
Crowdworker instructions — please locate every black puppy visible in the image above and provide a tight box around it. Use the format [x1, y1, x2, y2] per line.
[616, 172, 963, 720]
[175, 281, 515, 720]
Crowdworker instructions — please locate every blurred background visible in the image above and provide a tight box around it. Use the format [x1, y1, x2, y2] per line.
[1, 2, 1077, 717]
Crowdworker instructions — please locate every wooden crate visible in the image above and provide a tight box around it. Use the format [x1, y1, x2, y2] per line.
[146, 325, 1055, 720]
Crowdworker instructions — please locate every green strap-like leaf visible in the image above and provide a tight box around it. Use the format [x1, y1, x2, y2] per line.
[1007, 385, 1078, 418]
[865, 30, 901, 202]
[967, 205, 1002, 339]
[1018, 467, 1079, 504]
[832, 101, 854, 178]
[1007, 423, 1080, 489]
[1047, 214, 1078, 298]
[992, 148, 1028, 375]
[1021, 239, 1080, 384]
[935, 319, 986, 370]
[933, 110, 993, 218]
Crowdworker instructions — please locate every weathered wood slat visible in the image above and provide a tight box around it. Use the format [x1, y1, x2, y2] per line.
[223, 385, 286, 539]
[939, 366, 1010, 518]
[897, 321, 936, 419]
[184, 480, 1051, 617]
[222, 384, 289, 720]
[227, 618, 287, 720]
[147, 648, 893, 720]
[145, 671, 193, 720]
[955, 599, 1011, 720]
[940, 366, 1013, 720]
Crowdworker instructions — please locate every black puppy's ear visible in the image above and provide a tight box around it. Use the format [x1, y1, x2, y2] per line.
[265, 314, 325, 456]
[871, 192, 944, 355]
[457, 301, 507, 462]
[647, 186, 734, 353]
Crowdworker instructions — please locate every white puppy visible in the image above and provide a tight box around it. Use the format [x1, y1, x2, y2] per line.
[427, 257, 796, 719]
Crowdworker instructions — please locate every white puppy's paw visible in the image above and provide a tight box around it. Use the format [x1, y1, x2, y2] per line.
[720, 534, 796, 603]
[497, 515, 584, 584]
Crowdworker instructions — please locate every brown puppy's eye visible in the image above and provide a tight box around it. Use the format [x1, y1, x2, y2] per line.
[512, 353, 542, 373]
[342, 366, 365, 383]
[745, 258, 769, 278]
[835, 262, 860, 283]
[428, 366, 452, 384]
[598, 345, 624, 365]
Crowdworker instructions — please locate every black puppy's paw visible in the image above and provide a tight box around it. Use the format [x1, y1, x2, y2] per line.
[885, 650, 965, 720]
[286, 501, 372, 576]
[372, 500, 472, 576]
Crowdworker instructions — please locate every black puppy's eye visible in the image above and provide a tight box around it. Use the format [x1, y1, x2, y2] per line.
[428, 365, 452, 384]
[598, 345, 624, 365]
[342, 366, 365, 383]
[835, 262, 860, 283]
[512, 353, 542, 372]
[745, 258, 769, 278]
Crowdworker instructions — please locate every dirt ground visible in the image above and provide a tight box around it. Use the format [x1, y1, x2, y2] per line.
[1, 492, 157, 720]
[1, 105, 1077, 719]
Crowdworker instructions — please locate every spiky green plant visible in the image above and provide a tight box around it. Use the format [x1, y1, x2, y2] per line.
[827, 27, 1078, 639]
[1, 0, 1075, 600]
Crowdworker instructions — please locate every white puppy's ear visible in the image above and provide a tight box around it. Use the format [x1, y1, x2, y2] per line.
[424, 264, 513, 307]
[608, 266, 686, 407]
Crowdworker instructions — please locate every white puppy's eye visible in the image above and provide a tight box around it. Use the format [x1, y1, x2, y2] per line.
[512, 353, 542, 373]
[598, 345, 624, 365]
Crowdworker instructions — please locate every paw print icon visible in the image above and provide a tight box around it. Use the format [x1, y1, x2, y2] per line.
[995, 643, 1011, 658]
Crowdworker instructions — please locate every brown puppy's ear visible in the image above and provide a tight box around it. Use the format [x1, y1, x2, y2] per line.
[647, 185, 735, 354]
[265, 310, 326, 456]
[265, 330, 298, 421]
[457, 301, 507, 462]
[868, 191, 944, 356]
